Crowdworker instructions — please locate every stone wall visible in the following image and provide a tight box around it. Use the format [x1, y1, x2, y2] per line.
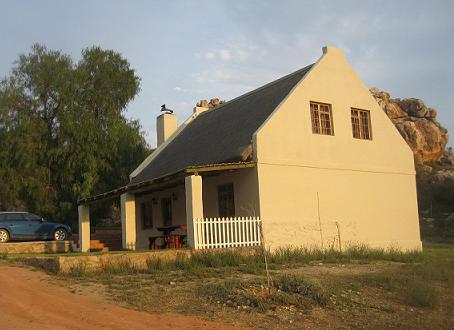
[0, 241, 72, 254]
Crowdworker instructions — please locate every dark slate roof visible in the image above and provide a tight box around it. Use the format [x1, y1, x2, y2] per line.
[130, 64, 314, 185]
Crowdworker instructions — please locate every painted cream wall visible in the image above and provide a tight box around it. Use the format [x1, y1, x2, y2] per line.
[202, 168, 260, 218]
[254, 46, 421, 251]
[134, 185, 186, 250]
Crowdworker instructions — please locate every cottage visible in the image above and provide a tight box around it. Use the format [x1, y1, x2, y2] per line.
[78, 46, 422, 252]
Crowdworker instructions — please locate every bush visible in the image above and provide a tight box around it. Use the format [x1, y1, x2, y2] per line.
[273, 274, 328, 306]
[67, 261, 89, 278]
[403, 278, 437, 307]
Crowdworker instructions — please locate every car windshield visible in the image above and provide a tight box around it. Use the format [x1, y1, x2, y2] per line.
[23, 213, 42, 221]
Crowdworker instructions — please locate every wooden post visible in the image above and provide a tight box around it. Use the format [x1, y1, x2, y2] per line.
[121, 193, 137, 250]
[78, 204, 90, 252]
[185, 175, 204, 249]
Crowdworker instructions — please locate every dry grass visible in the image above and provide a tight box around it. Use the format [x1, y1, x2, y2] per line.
[15, 243, 454, 329]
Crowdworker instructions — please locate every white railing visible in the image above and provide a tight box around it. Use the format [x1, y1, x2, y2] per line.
[193, 216, 262, 249]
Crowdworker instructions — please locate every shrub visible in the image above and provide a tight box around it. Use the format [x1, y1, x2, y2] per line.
[403, 278, 438, 307]
[67, 261, 89, 277]
[273, 274, 328, 306]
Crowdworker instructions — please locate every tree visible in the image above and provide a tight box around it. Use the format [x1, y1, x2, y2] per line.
[0, 44, 150, 226]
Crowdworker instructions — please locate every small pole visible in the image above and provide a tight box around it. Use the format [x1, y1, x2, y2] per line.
[335, 221, 342, 252]
[317, 192, 324, 249]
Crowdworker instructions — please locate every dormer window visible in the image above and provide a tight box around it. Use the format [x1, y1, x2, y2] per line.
[310, 102, 334, 135]
[351, 108, 372, 140]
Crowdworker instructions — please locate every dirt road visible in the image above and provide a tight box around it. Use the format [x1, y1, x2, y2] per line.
[0, 264, 239, 330]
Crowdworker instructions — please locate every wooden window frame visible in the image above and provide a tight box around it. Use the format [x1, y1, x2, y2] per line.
[351, 108, 372, 140]
[310, 101, 334, 136]
[141, 201, 154, 229]
[217, 183, 235, 218]
[161, 197, 172, 226]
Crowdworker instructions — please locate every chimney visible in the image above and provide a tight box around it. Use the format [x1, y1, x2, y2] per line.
[156, 113, 177, 147]
[193, 99, 209, 116]
[322, 45, 345, 56]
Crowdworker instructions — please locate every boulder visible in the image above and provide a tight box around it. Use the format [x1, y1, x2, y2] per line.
[371, 88, 449, 163]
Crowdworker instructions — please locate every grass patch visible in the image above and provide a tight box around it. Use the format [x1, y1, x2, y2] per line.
[200, 274, 328, 312]
[66, 261, 89, 278]
[269, 245, 423, 265]
[99, 258, 139, 275]
[403, 278, 437, 307]
[273, 274, 328, 306]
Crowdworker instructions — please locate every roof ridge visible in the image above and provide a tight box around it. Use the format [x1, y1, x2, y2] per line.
[197, 63, 314, 117]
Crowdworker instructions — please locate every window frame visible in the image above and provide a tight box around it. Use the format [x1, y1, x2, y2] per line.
[161, 197, 173, 227]
[351, 108, 372, 140]
[217, 183, 235, 218]
[141, 201, 154, 229]
[310, 101, 334, 136]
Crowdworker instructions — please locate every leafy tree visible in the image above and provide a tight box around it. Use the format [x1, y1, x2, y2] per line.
[0, 44, 150, 226]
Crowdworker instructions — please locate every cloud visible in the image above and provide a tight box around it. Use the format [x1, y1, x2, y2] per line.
[204, 52, 215, 60]
[200, 48, 250, 62]
[218, 49, 231, 61]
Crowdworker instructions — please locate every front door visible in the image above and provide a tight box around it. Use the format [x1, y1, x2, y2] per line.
[4, 213, 29, 239]
[24, 213, 53, 240]
[161, 198, 172, 226]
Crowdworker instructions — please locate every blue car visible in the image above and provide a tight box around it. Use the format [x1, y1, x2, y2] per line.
[0, 212, 71, 243]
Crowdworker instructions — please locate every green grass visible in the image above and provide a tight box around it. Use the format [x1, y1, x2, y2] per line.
[269, 245, 423, 265]
[47, 245, 427, 279]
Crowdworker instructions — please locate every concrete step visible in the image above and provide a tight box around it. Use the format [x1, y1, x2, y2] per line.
[73, 238, 122, 251]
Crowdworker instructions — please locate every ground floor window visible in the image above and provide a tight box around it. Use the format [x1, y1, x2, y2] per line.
[161, 197, 172, 226]
[141, 201, 153, 229]
[218, 183, 235, 218]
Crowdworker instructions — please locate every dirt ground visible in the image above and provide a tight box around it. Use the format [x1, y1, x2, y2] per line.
[0, 264, 242, 330]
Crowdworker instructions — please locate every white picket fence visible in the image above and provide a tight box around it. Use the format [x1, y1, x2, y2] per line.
[193, 216, 262, 249]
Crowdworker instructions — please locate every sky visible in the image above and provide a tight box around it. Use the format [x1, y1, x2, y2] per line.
[1, 0, 453, 147]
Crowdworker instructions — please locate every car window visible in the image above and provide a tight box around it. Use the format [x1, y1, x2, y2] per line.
[5, 213, 25, 221]
[23, 213, 42, 221]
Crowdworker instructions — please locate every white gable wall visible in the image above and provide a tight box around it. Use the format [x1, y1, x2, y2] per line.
[253, 47, 421, 251]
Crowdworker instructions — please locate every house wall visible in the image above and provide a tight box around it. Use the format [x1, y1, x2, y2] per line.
[202, 167, 260, 218]
[134, 185, 186, 250]
[254, 47, 422, 251]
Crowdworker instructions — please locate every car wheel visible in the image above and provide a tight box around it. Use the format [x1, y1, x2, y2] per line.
[0, 229, 10, 243]
[54, 228, 67, 241]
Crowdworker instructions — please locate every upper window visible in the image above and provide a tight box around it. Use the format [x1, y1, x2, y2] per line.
[23, 213, 42, 221]
[141, 201, 153, 229]
[310, 102, 334, 135]
[218, 183, 235, 218]
[351, 108, 372, 140]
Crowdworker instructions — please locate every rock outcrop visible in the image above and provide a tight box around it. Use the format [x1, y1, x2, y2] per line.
[371, 88, 449, 163]
[196, 98, 225, 109]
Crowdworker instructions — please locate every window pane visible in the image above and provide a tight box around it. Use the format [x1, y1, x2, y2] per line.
[351, 110, 360, 138]
[310, 102, 333, 135]
[351, 109, 371, 140]
[24, 213, 41, 221]
[310, 103, 320, 134]
[360, 111, 371, 139]
[218, 183, 235, 218]
[141, 202, 153, 229]
[161, 198, 172, 226]
[5, 213, 24, 221]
